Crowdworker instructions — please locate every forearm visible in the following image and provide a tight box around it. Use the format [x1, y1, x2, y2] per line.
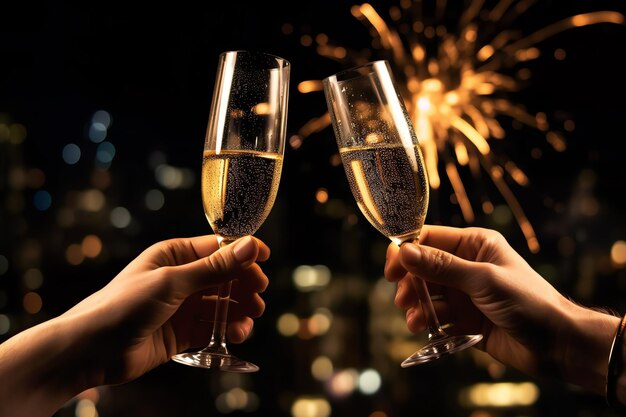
[558, 303, 622, 400]
[0, 317, 90, 417]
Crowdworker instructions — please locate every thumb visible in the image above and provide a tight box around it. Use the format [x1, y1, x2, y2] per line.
[399, 242, 480, 294]
[173, 236, 260, 296]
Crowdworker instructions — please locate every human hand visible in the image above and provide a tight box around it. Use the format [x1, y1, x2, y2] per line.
[63, 235, 270, 387]
[385, 225, 618, 394]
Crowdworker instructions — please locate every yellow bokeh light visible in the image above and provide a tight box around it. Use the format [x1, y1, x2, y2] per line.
[277, 313, 300, 337]
[253, 102, 271, 115]
[611, 241, 626, 267]
[291, 397, 331, 417]
[460, 382, 539, 407]
[311, 356, 333, 381]
[79, 189, 106, 212]
[298, 80, 323, 94]
[308, 311, 332, 336]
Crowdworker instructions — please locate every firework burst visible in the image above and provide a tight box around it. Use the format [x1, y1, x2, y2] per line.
[287, 0, 624, 253]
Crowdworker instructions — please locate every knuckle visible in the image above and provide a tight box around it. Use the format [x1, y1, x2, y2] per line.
[205, 250, 231, 274]
[481, 228, 506, 247]
[429, 248, 451, 275]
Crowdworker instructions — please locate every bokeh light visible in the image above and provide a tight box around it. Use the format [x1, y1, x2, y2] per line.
[110, 207, 131, 228]
[358, 369, 382, 395]
[291, 397, 331, 417]
[459, 382, 540, 407]
[23, 268, 43, 290]
[66, 244, 85, 265]
[89, 123, 107, 143]
[33, 190, 52, 211]
[327, 369, 359, 398]
[0, 315, 10, 335]
[82, 235, 102, 258]
[145, 189, 165, 211]
[23, 292, 42, 314]
[79, 190, 106, 212]
[311, 356, 334, 381]
[611, 240, 626, 268]
[62, 143, 81, 165]
[96, 141, 116, 165]
[277, 313, 300, 336]
[293, 265, 331, 291]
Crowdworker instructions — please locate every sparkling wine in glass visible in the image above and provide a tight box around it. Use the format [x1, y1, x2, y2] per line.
[171, 50, 289, 372]
[323, 60, 482, 366]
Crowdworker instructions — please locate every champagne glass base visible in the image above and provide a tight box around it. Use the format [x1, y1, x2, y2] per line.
[401, 334, 483, 367]
[171, 351, 259, 373]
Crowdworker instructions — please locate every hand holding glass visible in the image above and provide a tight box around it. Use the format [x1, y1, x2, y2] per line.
[323, 60, 482, 366]
[172, 50, 290, 372]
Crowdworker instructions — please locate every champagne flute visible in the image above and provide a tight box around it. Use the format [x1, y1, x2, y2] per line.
[323, 60, 482, 366]
[171, 50, 290, 372]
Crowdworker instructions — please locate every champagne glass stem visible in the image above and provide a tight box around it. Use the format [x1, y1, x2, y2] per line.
[204, 280, 233, 355]
[411, 276, 447, 339]
[203, 239, 233, 355]
[406, 238, 447, 340]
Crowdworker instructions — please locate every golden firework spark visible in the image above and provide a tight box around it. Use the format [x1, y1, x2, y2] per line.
[287, 0, 624, 253]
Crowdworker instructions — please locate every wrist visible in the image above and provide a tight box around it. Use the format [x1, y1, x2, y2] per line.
[556, 301, 620, 396]
[0, 316, 94, 417]
[607, 314, 626, 409]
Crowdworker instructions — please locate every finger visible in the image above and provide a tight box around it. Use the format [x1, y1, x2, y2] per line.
[163, 235, 269, 263]
[384, 243, 406, 282]
[171, 296, 212, 352]
[394, 276, 445, 309]
[419, 225, 497, 261]
[230, 263, 269, 294]
[406, 306, 426, 333]
[394, 275, 416, 309]
[186, 235, 221, 258]
[227, 317, 254, 344]
[399, 242, 483, 293]
[228, 293, 266, 320]
[407, 301, 453, 332]
[406, 306, 456, 334]
[407, 297, 482, 337]
[171, 236, 264, 296]
[137, 236, 220, 269]
[418, 225, 467, 253]
[251, 237, 271, 262]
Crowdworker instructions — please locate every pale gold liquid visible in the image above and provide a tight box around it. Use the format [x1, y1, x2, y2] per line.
[339, 144, 429, 244]
[202, 150, 283, 239]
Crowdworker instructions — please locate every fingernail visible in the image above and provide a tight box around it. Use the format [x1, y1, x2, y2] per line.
[232, 236, 256, 263]
[401, 243, 422, 264]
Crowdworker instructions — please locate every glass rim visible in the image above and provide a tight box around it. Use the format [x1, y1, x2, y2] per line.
[323, 59, 389, 84]
[218, 49, 291, 67]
